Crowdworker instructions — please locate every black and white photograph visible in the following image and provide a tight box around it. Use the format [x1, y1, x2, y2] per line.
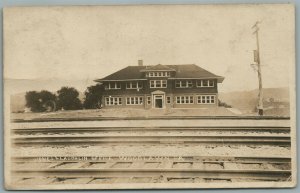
[3, 4, 296, 189]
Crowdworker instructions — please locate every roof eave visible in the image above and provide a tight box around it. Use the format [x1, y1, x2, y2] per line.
[217, 76, 225, 83]
[95, 78, 147, 82]
[168, 76, 224, 82]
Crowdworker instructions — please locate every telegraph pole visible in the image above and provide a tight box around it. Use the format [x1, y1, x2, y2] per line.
[252, 21, 263, 116]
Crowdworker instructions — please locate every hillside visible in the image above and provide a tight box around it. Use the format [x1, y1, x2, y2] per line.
[219, 87, 290, 114]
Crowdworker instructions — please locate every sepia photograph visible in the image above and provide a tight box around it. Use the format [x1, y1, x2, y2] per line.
[3, 4, 296, 189]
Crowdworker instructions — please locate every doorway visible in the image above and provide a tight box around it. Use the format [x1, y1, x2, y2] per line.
[154, 95, 164, 108]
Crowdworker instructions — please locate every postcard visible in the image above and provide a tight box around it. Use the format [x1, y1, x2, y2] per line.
[3, 4, 296, 189]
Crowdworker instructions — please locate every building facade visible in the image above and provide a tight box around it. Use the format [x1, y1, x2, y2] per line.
[95, 61, 224, 109]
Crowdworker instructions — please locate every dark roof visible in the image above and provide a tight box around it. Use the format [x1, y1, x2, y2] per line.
[96, 64, 224, 83]
[140, 64, 175, 72]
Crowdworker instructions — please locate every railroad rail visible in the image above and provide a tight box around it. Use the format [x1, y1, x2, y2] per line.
[12, 115, 290, 123]
[12, 135, 291, 146]
[12, 126, 290, 133]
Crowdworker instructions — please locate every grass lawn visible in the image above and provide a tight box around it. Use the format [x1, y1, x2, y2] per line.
[11, 106, 290, 120]
[12, 107, 242, 120]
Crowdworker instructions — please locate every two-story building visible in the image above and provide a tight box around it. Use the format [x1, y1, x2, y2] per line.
[95, 60, 224, 109]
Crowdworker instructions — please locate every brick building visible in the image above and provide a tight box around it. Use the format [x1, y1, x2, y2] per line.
[95, 60, 224, 109]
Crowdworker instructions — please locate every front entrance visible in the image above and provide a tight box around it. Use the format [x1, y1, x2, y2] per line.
[151, 90, 165, 109]
[154, 95, 163, 108]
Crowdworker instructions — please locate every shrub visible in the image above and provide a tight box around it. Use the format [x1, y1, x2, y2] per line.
[218, 100, 232, 108]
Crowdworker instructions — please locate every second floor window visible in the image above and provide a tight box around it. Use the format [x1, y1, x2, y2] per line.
[197, 80, 214, 87]
[150, 80, 167, 88]
[106, 82, 121, 90]
[175, 80, 193, 88]
[126, 81, 142, 89]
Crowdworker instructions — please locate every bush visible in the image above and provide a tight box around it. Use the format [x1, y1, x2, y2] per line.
[218, 100, 232, 108]
[83, 84, 104, 109]
[57, 87, 82, 110]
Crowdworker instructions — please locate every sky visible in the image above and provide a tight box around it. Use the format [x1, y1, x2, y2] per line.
[4, 4, 295, 93]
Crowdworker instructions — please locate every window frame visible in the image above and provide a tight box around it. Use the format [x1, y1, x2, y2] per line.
[166, 96, 171, 104]
[175, 96, 194, 104]
[126, 96, 144, 105]
[175, 80, 193, 88]
[105, 97, 122, 106]
[148, 71, 170, 77]
[149, 80, 167, 88]
[197, 95, 216, 104]
[196, 80, 214, 88]
[126, 81, 142, 89]
[147, 96, 151, 105]
[106, 82, 121, 90]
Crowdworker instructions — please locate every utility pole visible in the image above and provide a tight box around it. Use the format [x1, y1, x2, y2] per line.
[251, 21, 263, 116]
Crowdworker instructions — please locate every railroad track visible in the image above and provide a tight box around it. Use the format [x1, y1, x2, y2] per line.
[10, 117, 292, 185]
[11, 124, 291, 146]
[11, 156, 292, 184]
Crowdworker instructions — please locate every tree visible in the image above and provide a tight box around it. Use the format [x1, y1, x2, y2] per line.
[83, 84, 104, 109]
[39, 90, 57, 111]
[57, 87, 82, 110]
[25, 91, 43, 112]
[25, 90, 57, 112]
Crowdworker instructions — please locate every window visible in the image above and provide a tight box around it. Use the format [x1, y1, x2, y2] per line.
[175, 96, 194, 104]
[197, 95, 215, 104]
[162, 81, 167, 87]
[197, 80, 214, 87]
[149, 80, 167, 88]
[166, 96, 171, 104]
[175, 80, 193, 88]
[147, 96, 151, 105]
[148, 71, 170, 77]
[126, 81, 142, 89]
[106, 82, 121, 90]
[105, 97, 122, 106]
[126, 96, 143, 105]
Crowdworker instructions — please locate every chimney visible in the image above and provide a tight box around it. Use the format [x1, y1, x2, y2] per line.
[138, 60, 143, 66]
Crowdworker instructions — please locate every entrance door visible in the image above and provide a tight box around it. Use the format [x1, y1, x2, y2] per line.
[154, 95, 164, 108]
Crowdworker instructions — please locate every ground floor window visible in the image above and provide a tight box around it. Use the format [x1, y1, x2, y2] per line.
[126, 96, 143, 105]
[147, 96, 151, 105]
[166, 96, 171, 104]
[105, 97, 122, 106]
[197, 95, 215, 104]
[175, 96, 194, 104]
